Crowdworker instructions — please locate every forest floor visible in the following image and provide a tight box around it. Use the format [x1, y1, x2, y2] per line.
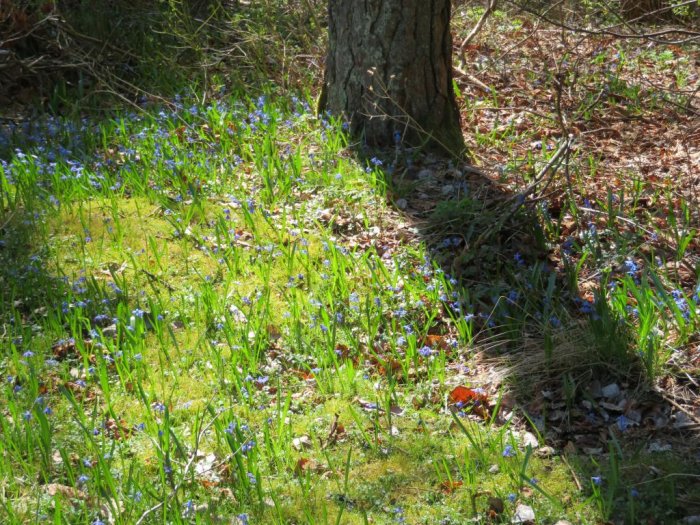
[0, 3, 699, 525]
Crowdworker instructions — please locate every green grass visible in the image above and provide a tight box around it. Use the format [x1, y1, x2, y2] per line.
[1, 2, 699, 524]
[0, 94, 589, 524]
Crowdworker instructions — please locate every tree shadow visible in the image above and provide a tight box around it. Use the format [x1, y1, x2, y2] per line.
[371, 149, 700, 522]
[0, 207, 69, 330]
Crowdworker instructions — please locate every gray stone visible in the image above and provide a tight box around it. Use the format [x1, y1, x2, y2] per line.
[601, 382, 620, 398]
[513, 504, 535, 523]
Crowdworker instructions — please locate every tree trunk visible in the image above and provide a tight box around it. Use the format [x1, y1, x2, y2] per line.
[320, 0, 466, 158]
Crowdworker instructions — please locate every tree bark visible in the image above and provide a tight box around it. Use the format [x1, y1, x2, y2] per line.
[320, 0, 466, 158]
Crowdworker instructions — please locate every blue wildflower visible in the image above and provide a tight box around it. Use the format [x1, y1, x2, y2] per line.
[418, 346, 433, 357]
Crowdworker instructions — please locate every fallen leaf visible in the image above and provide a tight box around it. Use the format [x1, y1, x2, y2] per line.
[488, 496, 504, 515]
[439, 480, 463, 494]
[46, 483, 89, 501]
[449, 385, 488, 405]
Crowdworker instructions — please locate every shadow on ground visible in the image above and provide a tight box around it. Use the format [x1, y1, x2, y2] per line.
[0, 208, 69, 330]
[375, 151, 700, 523]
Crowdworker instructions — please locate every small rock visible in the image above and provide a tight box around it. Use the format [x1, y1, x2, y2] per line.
[673, 412, 693, 429]
[396, 198, 408, 210]
[536, 446, 556, 458]
[417, 169, 433, 180]
[554, 521, 573, 525]
[513, 503, 536, 523]
[488, 464, 500, 474]
[600, 400, 626, 412]
[102, 324, 118, 338]
[601, 382, 620, 398]
[441, 184, 455, 195]
[292, 435, 313, 451]
[647, 441, 672, 453]
[521, 431, 539, 448]
[445, 168, 463, 180]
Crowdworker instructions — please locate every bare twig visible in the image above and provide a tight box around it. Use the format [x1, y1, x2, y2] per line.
[459, 0, 498, 63]
[506, 0, 700, 44]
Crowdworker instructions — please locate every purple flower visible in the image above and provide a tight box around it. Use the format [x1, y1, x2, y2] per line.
[241, 440, 256, 454]
[624, 258, 638, 277]
[418, 346, 433, 357]
[591, 476, 603, 486]
[502, 445, 516, 458]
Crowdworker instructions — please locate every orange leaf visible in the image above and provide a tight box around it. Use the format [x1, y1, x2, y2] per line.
[422, 334, 450, 350]
[440, 480, 463, 494]
[449, 386, 488, 406]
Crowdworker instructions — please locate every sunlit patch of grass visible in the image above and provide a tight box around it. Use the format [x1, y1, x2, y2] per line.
[2, 27, 698, 520]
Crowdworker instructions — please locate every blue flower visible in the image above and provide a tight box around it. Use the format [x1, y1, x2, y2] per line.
[591, 476, 603, 486]
[616, 414, 630, 432]
[418, 346, 433, 357]
[502, 445, 516, 457]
